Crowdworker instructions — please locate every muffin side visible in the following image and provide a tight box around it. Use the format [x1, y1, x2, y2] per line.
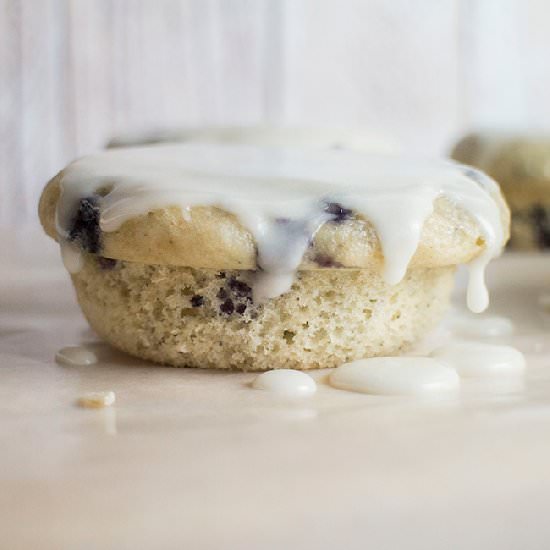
[72, 255, 455, 370]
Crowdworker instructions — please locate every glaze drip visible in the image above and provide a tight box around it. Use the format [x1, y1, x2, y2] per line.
[55, 143, 507, 312]
[252, 369, 317, 397]
[329, 357, 460, 396]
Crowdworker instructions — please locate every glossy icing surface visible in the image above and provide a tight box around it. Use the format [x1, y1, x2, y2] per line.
[252, 369, 317, 397]
[55, 143, 506, 311]
[432, 341, 525, 377]
[329, 357, 460, 395]
[444, 313, 515, 337]
[55, 345, 98, 366]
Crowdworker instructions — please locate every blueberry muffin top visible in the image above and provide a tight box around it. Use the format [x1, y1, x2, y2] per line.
[452, 133, 550, 249]
[452, 132, 550, 209]
[39, 142, 509, 312]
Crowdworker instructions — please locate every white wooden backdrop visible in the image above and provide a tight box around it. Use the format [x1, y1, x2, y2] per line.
[2, 0, 550, 227]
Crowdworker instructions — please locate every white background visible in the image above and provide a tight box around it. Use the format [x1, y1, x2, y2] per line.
[2, 0, 550, 226]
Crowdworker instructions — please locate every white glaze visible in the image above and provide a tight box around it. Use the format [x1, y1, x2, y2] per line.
[108, 125, 399, 154]
[432, 341, 526, 378]
[445, 314, 515, 337]
[329, 357, 460, 396]
[55, 143, 506, 311]
[60, 241, 84, 274]
[252, 369, 317, 397]
[56, 345, 98, 366]
[77, 391, 116, 409]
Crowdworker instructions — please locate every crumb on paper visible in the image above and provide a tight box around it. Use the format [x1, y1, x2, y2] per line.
[77, 391, 116, 409]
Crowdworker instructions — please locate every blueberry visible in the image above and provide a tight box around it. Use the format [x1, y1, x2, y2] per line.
[191, 295, 204, 307]
[219, 298, 235, 315]
[68, 196, 102, 253]
[462, 166, 494, 190]
[97, 257, 117, 270]
[217, 288, 228, 300]
[218, 277, 254, 315]
[531, 206, 550, 249]
[462, 167, 483, 183]
[228, 278, 252, 299]
[313, 253, 342, 268]
[324, 202, 352, 223]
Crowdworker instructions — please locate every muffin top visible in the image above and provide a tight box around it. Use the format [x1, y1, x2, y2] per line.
[452, 132, 550, 209]
[39, 142, 509, 312]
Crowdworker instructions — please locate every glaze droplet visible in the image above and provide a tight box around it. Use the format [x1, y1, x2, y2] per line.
[55, 346, 98, 366]
[431, 341, 525, 378]
[252, 369, 317, 397]
[329, 357, 460, 396]
[446, 314, 514, 338]
[60, 240, 84, 274]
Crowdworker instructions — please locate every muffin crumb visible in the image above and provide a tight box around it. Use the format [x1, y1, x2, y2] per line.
[77, 391, 116, 409]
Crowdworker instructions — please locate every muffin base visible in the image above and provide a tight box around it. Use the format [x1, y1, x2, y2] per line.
[72, 256, 455, 370]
